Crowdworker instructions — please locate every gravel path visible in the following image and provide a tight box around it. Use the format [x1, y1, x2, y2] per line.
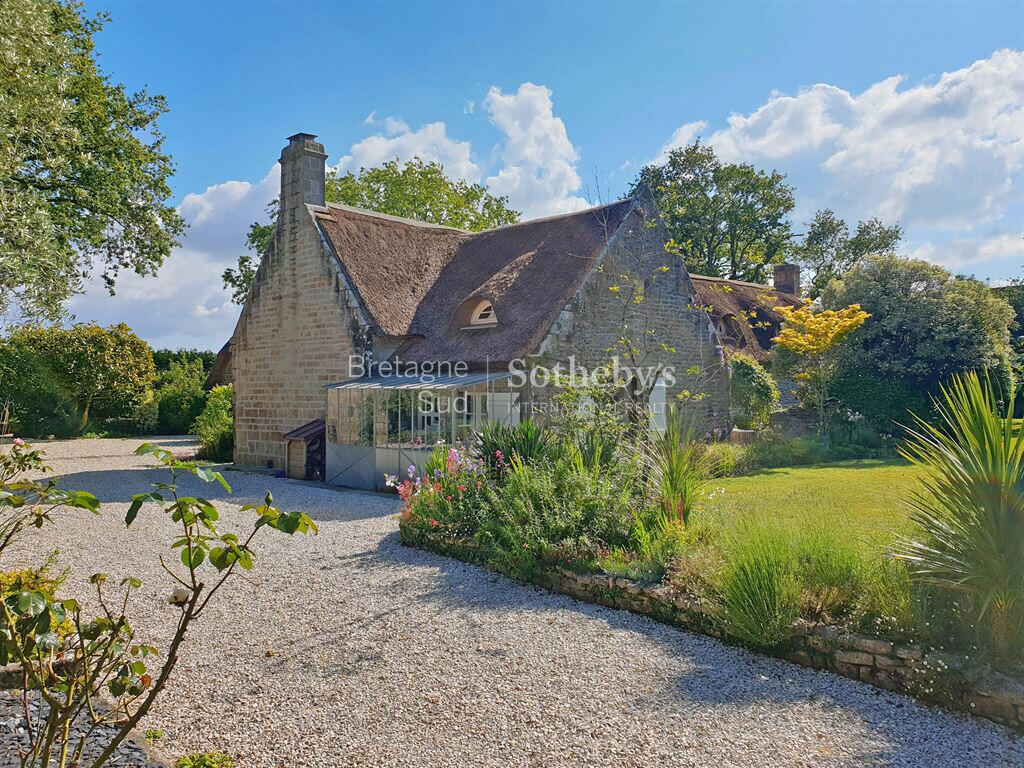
[3, 437, 1022, 768]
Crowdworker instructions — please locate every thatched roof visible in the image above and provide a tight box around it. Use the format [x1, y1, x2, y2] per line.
[690, 275, 801, 362]
[206, 340, 232, 388]
[315, 198, 635, 365]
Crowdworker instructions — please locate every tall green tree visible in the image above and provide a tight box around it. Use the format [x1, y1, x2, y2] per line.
[222, 157, 520, 304]
[996, 278, 1024, 416]
[629, 141, 795, 283]
[822, 254, 1015, 429]
[327, 157, 520, 230]
[0, 0, 185, 323]
[795, 209, 902, 297]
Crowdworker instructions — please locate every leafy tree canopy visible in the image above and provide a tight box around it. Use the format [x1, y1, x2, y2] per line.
[794, 209, 902, 297]
[822, 254, 1016, 428]
[0, 323, 154, 434]
[222, 157, 520, 304]
[0, 0, 185, 323]
[152, 347, 218, 375]
[628, 141, 795, 283]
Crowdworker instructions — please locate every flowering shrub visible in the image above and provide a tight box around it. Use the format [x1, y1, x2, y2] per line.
[396, 437, 643, 580]
[387, 444, 488, 538]
[0, 442, 317, 767]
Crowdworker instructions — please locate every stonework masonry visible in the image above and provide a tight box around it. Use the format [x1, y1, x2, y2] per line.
[231, 135, 359, 468]
[537, 197, 731, 434]
[228, 138, 732, 468]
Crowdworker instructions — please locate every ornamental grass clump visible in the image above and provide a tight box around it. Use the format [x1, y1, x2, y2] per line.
[894, 371, 1024, 659]
[476, 419, 558, 476]
[790, 527, 867, 622]
[721, 527, 801, 648]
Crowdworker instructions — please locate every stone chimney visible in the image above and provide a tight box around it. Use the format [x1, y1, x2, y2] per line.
[280, 132, 326, 214]
[773, 263, 801, 296]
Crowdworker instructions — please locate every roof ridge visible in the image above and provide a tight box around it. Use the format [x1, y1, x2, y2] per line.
[690, 273, 781, 292]
[474, 197, 635, 234]
[316, 197, 635, 238]
[316, 203, 471, 233]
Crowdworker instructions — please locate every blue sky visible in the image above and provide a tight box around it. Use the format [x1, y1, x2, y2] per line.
[73, 0, 1024, 349]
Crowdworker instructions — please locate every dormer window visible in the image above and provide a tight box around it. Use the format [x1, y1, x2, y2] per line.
[468, 300, 497, 327]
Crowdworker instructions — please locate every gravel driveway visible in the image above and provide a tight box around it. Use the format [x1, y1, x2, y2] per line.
[4, 437, 1022, 768]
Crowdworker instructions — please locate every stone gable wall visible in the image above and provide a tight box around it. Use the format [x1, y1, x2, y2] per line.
[536, 201, 731, 434]
[231, 207, 359, 468]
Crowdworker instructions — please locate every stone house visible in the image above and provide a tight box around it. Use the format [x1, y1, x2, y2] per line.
[690, 266, 802, 364]
[220, 133, 731, 488]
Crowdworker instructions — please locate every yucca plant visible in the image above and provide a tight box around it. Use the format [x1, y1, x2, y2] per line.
[476, 418, 558, 471]
[645, 403, 712, 527]
[893, 371, 1024, 658]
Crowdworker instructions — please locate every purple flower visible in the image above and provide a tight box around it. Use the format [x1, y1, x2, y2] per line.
[407, 464, 416, 478]
[434, 469, 441, 478]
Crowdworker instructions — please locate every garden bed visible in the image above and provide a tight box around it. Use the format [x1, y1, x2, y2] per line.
[0, 685, 170, 767]
[402, 526, 1024, 733]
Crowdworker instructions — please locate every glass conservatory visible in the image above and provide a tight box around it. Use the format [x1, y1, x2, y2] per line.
[323, 371, 519, 489]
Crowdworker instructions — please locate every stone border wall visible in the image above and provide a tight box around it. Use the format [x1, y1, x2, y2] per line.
[405, 529, 1024, 733]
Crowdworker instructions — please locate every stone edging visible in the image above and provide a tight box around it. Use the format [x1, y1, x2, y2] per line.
[403, 528, 1024, 733]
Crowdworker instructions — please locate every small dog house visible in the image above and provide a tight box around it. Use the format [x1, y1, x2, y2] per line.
[283, 419, 325, 481]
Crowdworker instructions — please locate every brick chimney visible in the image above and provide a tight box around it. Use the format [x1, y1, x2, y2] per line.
[773, 263, 801, 296]
[280, 132, 326, 214]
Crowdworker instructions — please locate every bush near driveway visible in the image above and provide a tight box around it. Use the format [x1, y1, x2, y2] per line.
[155, 358, 206, 434]
[193, 385, 234, 461]
[0, 323, 154, 437]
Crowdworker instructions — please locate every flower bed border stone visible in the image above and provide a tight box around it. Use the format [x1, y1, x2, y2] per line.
[402, 526, 1024, 733]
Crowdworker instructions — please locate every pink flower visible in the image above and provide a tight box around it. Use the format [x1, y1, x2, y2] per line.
[13, 438, 24, 447]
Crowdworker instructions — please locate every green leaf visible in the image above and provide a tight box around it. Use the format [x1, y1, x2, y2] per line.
[16, 591, 46, 617]
[126, 496, 145, 526]
[180, 547, 206, 569]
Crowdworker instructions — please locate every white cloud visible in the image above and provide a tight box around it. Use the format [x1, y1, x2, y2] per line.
[361, 111, 410, 136]
[655, 120, 709, 164]
[68, 165, 279, 349]
[657, 49, 1024, 279]
[335, 121, 480, 182]
[909, 232, 1023, 271]
[336, 83, 588, 219]
[66, 81, 595, 348]
[483, 83, 588, 218]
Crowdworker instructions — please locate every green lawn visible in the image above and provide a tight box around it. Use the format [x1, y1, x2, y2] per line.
[702, 460, 928, 550]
